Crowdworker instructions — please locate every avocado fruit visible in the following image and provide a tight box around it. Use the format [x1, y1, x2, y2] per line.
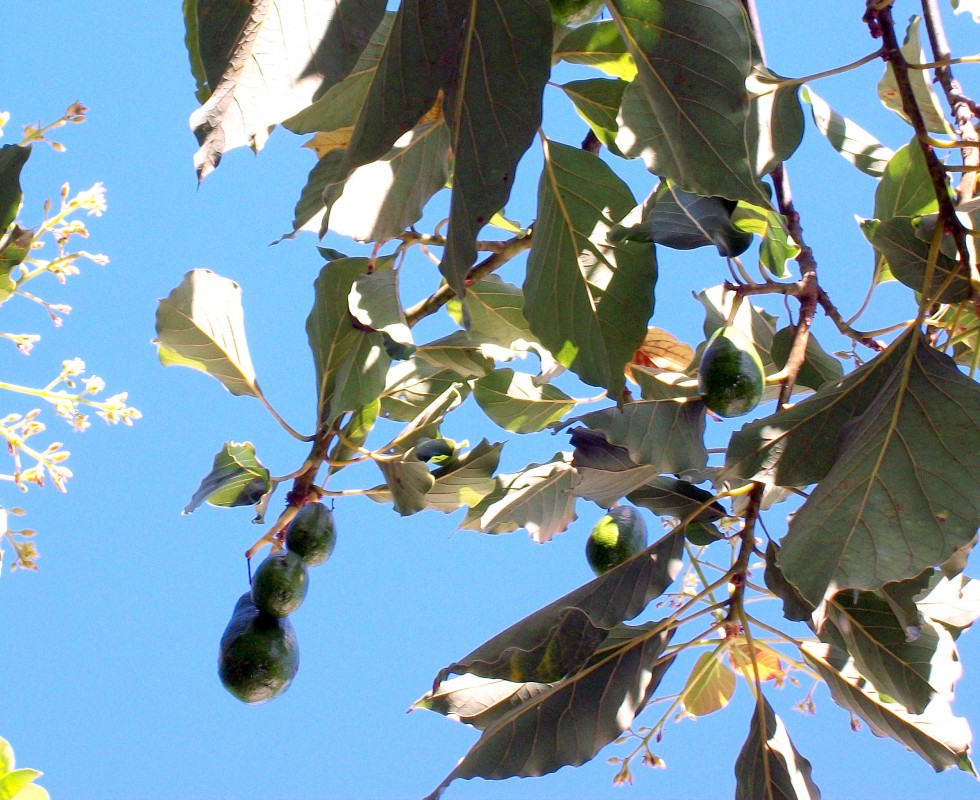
[218, 592, 299, 705]
[697, 325, 765, 418]
[284, 503, 336, 567]
[251, 550, 309, 617]
[586, 506, 648, 576]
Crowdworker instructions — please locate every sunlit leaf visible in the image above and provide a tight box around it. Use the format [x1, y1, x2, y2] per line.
[524, 139, 656, 396]
[734, 697, 821, 800]
[460, 453, 578, 543]
[0, 768, 43, 799]
[187, 0, 386, 179]
[412, 674, 554, 731]
[349, 263, 412, 349]
[154, 269, 262, 398]
[802, 642, 976, 775]
[875, 140, 939, 221]
[328, 399, 380, 474]
[474, 369, 576, 434]
[184, 442, 271, 514]
[379, 359, 469, 422]
[778, 332, 980, 605]
[878, 16, 952, 135]
[377, 454, 434, 516]
[917, 574, 980, 631]
[415, 331, 500, 378]
[424, 629, 676, 798]
[683, 651, 736, 716]
[554, 20, 636, 81]
[559, 78, 627, 155]
[446, 275, 537, 350]
[801, 85, 894, 177]
[306, 258, 390, 426]
[731, 201, 801, 279]
[0, 737, 12, 774]
[425, 440, 503, 513]
[771, 327, 844, 391]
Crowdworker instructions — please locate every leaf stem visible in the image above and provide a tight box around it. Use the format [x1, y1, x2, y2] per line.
[257, 393, 313, 441]
[778, 48, 885, 88]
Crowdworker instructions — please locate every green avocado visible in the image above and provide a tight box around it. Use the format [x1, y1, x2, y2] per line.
[218, 592, 299, 705]
[550, 0, 604, 27]
[697, 325, 765, 418]
[284, 503, 336, 567]
[251, 550, 309, 617]
[414, 437, 455, 463]
[586, 506, 648, 576]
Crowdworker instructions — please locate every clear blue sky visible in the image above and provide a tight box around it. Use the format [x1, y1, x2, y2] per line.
[2, 2, 979, 798]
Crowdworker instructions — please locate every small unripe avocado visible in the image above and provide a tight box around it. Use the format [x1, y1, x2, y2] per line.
[697, 325, 765, 418]
[586, 506, 648, 576]
[550, 0, 604, 27]
[414, 437, 455, 463]
[218, 592, 299, 705]
[251, 550, 308, 617]
[284, 503, 336, 567]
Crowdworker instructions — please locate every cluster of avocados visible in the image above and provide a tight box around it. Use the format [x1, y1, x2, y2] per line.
[218, 502, 336, 705]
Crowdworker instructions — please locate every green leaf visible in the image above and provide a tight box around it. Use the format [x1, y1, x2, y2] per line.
[0, 769, 42, 800]
[802, 642, 976, 775]
[461, 453, 579, 543]
[734, 697, 821, 800]
[564, 399, 707, 474]
[801, 86, 894, 177]
[333, 0, 551, 297]
[425, 440, 503, 513]
[731, 201, 801, 279]
[524, 139, 656, 396]
[878, 16, 952, 135]
[379, 360, 469, 423]
[377, 454, 435, 516]
[153, 269, 263, 398]
[880, 568, 936, 635]
[554, 20, 636, 80]
[611, 1, 799, 203]
[188, 0, 386, 179]
[328, 399, 380, 475]
[0, 144, 30, 233]
[696, 285, 778, 372]
[777, 332, 980, 606]
[627, 478, 726, 523]
[724, 330, 913, 487]
[860, 216, 970, 304]
[875, 141, 939, 221]
[321, 120, 450, 242]
[559, 78, 627, 155]
[827, 591, 959, 715]
[306, 258, 390, 426]
[182, 0, 210, 104]
[616, 182, 753, 257]
[9, 785, 48, 800]
[414, 331, 499, 378]
[682, 651, 736, 717]
[424, 629, 676, 798]
[0, 226, 31, 308]
[446, 275, 537, 350]
[184, 442, 271, 513]
[349, 263, 412, 349]
[764, 542, 814, 623]
[413, 674, 555, 731]
[473, 369, 576, 434]
[770, 327, 844, 391]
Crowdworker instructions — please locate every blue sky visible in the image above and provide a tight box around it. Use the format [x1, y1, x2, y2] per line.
[2, 2, 979, 798]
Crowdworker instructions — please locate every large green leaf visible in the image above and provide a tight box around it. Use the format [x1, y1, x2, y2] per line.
[801, 86, 894, 177]
[565, 399, 707, 474]
[627, 478, 726, 523]
[770, 327, 844, 391]
[875, 141, 939, 221]
[554, 20, 636, 80]
[438, 527, 684, 683]
[349, 263, 412, 350]
[610, 0, 800, 202]
[187, 0, 386, 179]
[778, 332, 980, 605]
[860, 216, 970, 304]
[331, 0, 551, 297]
[424, 629, 675, 798]
[734, 697, 821, 800]
[826, 591, 959, 715]
[0, 144, 30, 233]
[184, 442, 271, 513]
[878, 16, 952, 135]
[322, 120, 450, 242]
[730, 201, 801, 279]
[473, 369, 576, 434]
[460, 453, 579, 543]
[379, 360, 469, 422]
[558, 78, 627, 155]
[412, 674, 555, 731]
[446, 275, 537, 350]
[306, 258, 390, 426]
[524, 139, 656, 396]
[154, 269, 262, 398]
[764, 542, 814, 623]
[377, 454, 435, 516]
[414, 331, 499, 378]
[425, 440, 502, 513]
[802, 642, 976, 775]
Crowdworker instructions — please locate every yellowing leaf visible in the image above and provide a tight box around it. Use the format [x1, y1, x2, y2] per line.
[682, 651, 737, 716]
[730, 638, 786, 683]
[629, 327, 695, 374]
[304, 129, 355, 158]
